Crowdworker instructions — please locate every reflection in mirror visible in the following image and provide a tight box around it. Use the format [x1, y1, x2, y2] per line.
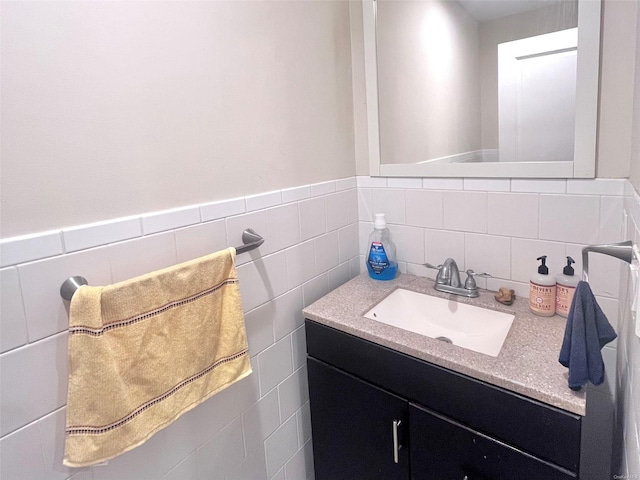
[365, 0, 600, 178]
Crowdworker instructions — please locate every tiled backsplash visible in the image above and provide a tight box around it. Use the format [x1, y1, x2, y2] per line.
[357, 177, 626, 317]
[616, 187, 640, 477]
[0, 178, 359, 480]
[1, 175, 638, 479]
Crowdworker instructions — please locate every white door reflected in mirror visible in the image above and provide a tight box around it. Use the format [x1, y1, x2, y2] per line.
[498, 28, 577, 163]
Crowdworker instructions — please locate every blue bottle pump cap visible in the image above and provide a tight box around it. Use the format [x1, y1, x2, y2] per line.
[536, 255, 549, 275]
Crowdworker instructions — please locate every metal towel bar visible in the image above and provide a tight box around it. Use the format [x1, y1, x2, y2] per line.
[60, 228, 264, 301]
[582, 240, 638, 282]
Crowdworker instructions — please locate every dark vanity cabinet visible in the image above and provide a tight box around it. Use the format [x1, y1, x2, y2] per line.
[306, 320, 582, 480]
[307, 358, 409, 479]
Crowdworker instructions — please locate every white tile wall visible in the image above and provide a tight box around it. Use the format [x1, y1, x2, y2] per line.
[246, 191, 282, 212]
[0, 421, 49, 480]
[615, 184, 640, 478]
[405, 190, 443, 229]
[0, 175, 631, 480]
[0, 267, 28, 352]
[18, 247, 111, 341]
[424, 230, 465, 272]
[299, 198, 327, 242]
[443, 191, 488, 233]
[174, 219, 228, 263]
[511, 178, 566, 194]
[487, 193, 538, 238]
[0, 179, 359, 480]
[278, 366, 309, 421]
[242, 389, 281, 455]
[464, 233, 511, 279]
[200, 197, 246, 222]
[463, 178, 510, 192]
[267, 204, 301, 253]
[371, 189, 406, 225]
[1, 332, 68, 437]
[141, 206, 201, 235]
[421, 177, 464, 190]
[357, 178, 625, 301]
[285, 241, 316, 291]
[314, 232, 339, 274]
[538, 194, 601, 244]
[264, 414, 299, 478]
[386, 177, 422, 189]
[284, 441, 314, 480]
[388, 225, 424, 265]
[325, 189, 357, 232]
[108, 231, 178, 282]
[281, 186, 311, 204]
[62, 216, 142, 253]
[310, 181, 336, 197]
[335, 177, 357, 191]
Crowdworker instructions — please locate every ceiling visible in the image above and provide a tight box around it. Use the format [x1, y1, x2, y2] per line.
[457, 0, 561, 22]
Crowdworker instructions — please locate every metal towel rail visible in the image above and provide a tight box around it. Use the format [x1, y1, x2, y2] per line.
[582, 240, 639, 282]
[60, 228, 264, 301]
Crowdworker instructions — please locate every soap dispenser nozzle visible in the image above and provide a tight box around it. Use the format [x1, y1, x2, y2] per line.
[563, 256, 575, 276]
[536, 255, 549, 275]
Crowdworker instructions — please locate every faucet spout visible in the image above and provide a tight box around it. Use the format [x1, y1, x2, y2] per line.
[424, 258, 487, 298]
[439, 258, 461, 288]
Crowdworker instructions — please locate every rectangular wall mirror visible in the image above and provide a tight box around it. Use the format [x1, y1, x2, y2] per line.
[363, 0, 601, 178]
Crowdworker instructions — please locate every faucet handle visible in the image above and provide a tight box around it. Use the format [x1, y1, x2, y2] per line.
[424, 263, 442, 270]
[464, 269, 491, 290]
[424, 263, 445, 284]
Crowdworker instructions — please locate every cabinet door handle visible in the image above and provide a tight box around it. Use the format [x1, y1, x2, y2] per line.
[392, 419, 402, 463]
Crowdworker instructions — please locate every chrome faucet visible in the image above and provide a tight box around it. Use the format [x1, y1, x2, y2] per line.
[424, 258, 489, 298]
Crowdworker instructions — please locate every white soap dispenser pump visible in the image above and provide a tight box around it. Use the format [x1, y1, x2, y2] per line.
[529, 255, 556, 317]
[556, 256, 579, 318]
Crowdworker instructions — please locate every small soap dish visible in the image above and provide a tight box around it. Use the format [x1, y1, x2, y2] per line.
[495, 288, 516, 306]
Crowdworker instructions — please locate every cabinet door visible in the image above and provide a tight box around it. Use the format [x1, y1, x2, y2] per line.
[409, 403, 576, 480]
[307, 357, 409, 480]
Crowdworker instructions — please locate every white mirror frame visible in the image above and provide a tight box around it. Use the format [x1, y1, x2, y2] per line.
[364, 0, 601, 178]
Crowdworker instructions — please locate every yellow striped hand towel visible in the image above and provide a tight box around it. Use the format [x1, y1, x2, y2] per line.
[63, 247, 251, 467]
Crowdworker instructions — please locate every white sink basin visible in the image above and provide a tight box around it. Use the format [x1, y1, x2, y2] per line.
[363, 288, 515, 357]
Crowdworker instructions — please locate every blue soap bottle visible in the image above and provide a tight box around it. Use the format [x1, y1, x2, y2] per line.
[366, 213, 398, 280]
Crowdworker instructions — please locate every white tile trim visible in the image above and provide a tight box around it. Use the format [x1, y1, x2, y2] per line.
[142, 206, 201, 235]
[0, 231, 63, 267]
[245, 191, 282, 212]
[62, 216, 142, 253]
[200, 197, 246, 222]
[310, 181, 336, 197]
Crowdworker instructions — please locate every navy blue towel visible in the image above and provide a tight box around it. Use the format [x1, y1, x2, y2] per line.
[559, 281, 617, 391]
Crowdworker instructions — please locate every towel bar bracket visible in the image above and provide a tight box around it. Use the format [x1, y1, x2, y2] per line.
[582, 240, 637, 282]
[236, 228, 265, 255]
[60, 228, 264, 301]
[60, 276, 89, 302]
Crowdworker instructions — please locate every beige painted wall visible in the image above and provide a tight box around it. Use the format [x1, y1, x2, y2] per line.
[630, 1, 640, 192]
[1, 1, 355, 237]
[598, 0, 638, 179]
[349, 0, 370, 178]
[351, 1, 370, 176]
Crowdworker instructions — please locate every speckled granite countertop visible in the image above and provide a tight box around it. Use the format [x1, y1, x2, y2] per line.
[302, 273, 586, 416]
